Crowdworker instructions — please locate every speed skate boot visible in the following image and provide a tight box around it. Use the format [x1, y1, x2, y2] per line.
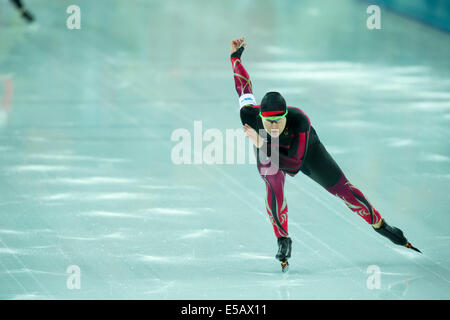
[275, 237, 292, 272]
[373, 219, 421, 253]
[21, 9, 35, 23]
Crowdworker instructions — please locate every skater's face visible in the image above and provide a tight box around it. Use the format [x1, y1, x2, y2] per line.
[262, 117, 287, 138]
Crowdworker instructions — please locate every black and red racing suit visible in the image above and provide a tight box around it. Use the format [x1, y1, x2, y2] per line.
[231, 46, 382, 238]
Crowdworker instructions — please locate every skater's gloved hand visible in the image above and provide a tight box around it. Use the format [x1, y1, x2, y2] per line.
[231, 37, 246, 58]
[243, 123, 264, 148]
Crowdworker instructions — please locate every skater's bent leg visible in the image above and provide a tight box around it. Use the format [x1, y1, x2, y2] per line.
[258, 162, 289, 238]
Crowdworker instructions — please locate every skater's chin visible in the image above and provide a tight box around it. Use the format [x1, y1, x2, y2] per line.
[269, 130, 280, 137]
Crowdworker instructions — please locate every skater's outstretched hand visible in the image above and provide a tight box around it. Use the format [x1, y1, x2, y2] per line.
[231, 37, 246, 55]
[243, 124, 263, 148]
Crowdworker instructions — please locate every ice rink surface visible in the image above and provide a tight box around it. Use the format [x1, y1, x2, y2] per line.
[0, 0, 449, 299]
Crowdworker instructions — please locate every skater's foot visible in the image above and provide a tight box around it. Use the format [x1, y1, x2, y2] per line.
[373, 218, 406, 245]
[373, 219, 421, 253]
[275, 237, 292, 261]
[20, 9, 34, 23]
[281, 260, 289, 273]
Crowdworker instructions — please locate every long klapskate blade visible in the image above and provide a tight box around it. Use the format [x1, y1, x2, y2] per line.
[410, 246, 422, 253]
[406, 242, 422, 253]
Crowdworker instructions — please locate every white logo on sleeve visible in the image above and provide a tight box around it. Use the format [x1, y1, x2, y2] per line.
[239, 94, 257, 108]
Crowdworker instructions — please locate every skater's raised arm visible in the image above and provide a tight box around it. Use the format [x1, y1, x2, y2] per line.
[231, 37, 264, 148]
[230, 37, 257, 108]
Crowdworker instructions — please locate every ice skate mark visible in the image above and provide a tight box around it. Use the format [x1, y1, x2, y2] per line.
[58, 236, 98, 241]
[8, 165, 70, 172]
[409, 101, 450, 112]
[1, 268, 66, 276]
[385, 138, 414, 147]
[41, 177, 137, 185]
[138, 255, 170, 263]
[331, 120, 379, 129]
[58, 232, 126, 241]
[89, 192, 148, 200]
[40, 192, 148, 202]
[422, 153, 450, 162]
[0, 229, 28, 235]
[231, 252, 273, 260]
[102, 232, 126, 239]
[387, 276, 424, 297]
[146, 208, 194, 215]
[10, 293, 49, 300]
[144, 280, 176, 295]
[80, 211, 141, 219]
[139, 184, 198, 190]
[137, 254, 196, 265]
[28, 153, 129, 163]
[0, 239, 51, 298]
[392, 246, 422, 259]
[41, 193, 72, 201]
[179, 229, 224, 239]
[0, 247, 26, 255]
